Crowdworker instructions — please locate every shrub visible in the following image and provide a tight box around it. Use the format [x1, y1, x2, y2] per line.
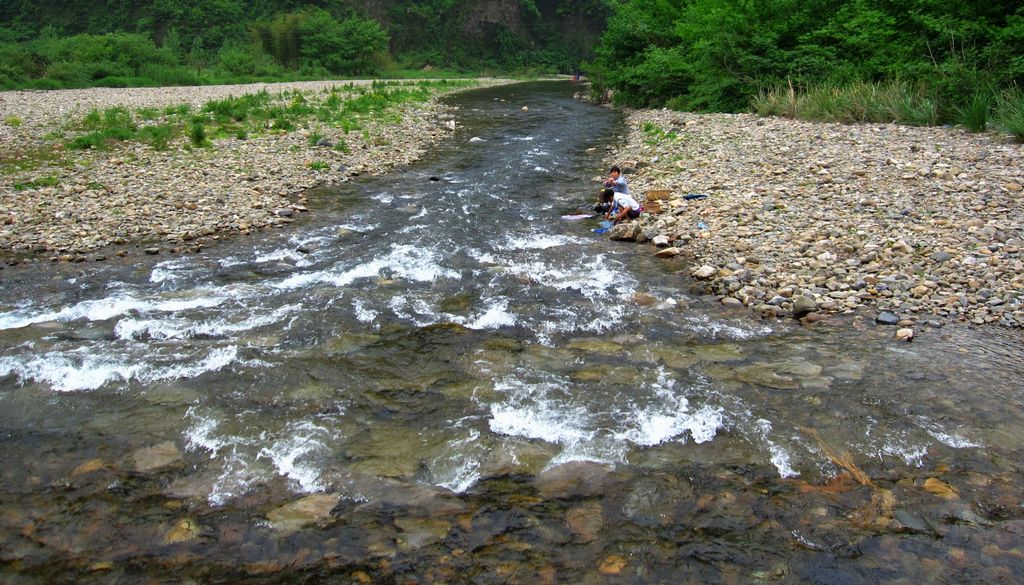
[188, 122, 209, 147]
[137, 124, 176, 150]
[45, 61, 92, 86]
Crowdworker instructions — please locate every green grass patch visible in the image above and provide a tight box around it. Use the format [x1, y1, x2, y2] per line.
[13, 174, 60, 191]
[164, 104, 191, 117]
[4, 116, 23, 127]
[334, 139, 350, 154]
[68, 106, 138, 149]
[640, 121, 679, 145]
[308, 161, 330, 170]
[136, 107, 161, 121]
[203, 91, 271, 123]
[54, 80, 462, 156]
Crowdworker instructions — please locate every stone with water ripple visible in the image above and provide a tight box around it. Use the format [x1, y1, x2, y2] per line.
[479, 439, 558, 479]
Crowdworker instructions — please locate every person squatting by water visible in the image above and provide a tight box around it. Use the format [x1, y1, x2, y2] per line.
[595, 165, 641, 223]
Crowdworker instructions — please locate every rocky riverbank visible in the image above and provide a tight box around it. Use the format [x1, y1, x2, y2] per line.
[0, 79, 510, 262]
[602, 109, 1024, 328]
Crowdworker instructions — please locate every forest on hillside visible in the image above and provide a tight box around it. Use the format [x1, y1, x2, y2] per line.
[1, 1, 1022, 136]
[0, 0, 611, 89]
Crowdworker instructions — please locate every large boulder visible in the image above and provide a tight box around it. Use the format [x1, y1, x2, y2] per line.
[609, 222, 641, 241]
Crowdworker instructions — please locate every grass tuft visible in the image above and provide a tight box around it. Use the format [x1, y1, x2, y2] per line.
[995, 88, 1024, 143]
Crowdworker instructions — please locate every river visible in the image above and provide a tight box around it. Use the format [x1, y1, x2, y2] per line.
[1, 81, 1023, 583]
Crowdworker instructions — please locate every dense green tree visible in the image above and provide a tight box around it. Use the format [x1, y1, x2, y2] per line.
[588, 0, 1024, 113]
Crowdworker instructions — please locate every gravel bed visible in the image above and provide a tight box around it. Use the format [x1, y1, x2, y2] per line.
[0, 79, 511, 261]
[603, 109, 1024, 329]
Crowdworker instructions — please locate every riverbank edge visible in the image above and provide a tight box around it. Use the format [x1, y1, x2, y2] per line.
[598, 106, 1024, 330]
[0, 78, 520, 265]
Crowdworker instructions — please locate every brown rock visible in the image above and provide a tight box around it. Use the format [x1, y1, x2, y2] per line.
[923, 478, 959, 500]
[599, 555, 628, 575]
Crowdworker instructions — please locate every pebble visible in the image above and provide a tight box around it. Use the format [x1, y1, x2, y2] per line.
[895, 328, 915, 341]
[693, 265, 717, 280]
[791, 295, 817, 319]
[876, 312, 900, 325]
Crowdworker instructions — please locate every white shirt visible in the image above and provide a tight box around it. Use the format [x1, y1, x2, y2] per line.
[613, 192, 640, 211]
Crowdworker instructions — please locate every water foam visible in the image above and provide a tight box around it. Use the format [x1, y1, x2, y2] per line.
[275, 244, 459, 290]
[115, 303, 300, 341]
[499, 233, 582, 251]
[913, 415, 982, 448]
[257, 420, 334, 493]
[352, 299, 379, 323]
[463, 300, 517, 330]
[429, 428, 483, 493]
[0, 345, 239, 391]
[0, 293, 228, 331]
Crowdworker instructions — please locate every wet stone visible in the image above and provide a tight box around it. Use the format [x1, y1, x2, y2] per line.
[535, 461, 612, 498]
[131, 441, 184, 473]
[71, 459, 106, 478]
[266, 493, 341, 534]
[394, 517, 451, 550]
[479, 439, 557, 478]
[876, 311, 900, 325]
[792, 295, 817, 319]
[163, 518, 201, 544]
[620, 474, 693, 526]
[565, 501, 604, 542]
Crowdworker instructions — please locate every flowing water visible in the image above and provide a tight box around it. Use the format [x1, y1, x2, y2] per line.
[2, 82, 1024, 584]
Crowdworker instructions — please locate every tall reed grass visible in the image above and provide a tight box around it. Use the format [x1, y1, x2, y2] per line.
[995, 88, 1024, 143]
[752, 80, 939, 126]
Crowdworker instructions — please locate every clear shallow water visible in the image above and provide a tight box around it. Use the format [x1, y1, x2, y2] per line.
[1, 82, 1023, 583]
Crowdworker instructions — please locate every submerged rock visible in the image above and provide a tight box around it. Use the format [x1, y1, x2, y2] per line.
[163, 518, 201, 544]
[395, 516, 452, 549]
[266, 493, 341, 534]
[566, 501, 604, 542]
[535, 461, 612, 498]
[131, 441, 184, 473]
